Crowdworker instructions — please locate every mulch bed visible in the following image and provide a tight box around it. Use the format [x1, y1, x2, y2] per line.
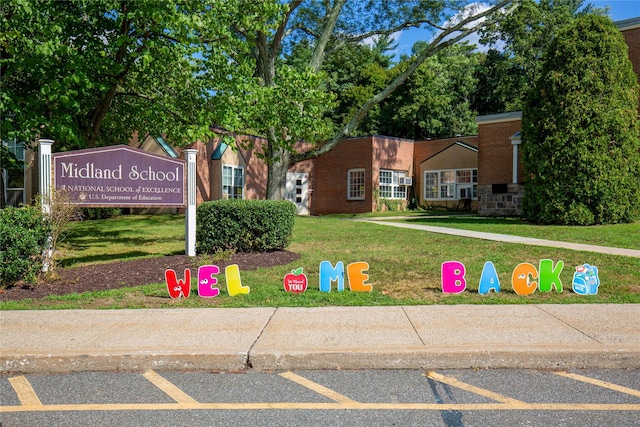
[0, 251, 300, 302]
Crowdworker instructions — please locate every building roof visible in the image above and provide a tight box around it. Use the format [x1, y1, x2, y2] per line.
[616, 17, 640, 31]
[476, 111, 523, 125]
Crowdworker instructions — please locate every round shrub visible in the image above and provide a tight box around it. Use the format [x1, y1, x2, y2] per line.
[522, 15, 640, 225]
[196, 200, 296, 254]
[0, 206, 50, 287]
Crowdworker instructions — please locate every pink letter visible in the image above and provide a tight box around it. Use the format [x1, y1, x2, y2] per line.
[441, 261, 466, 293]
[198, 265, 220, 298]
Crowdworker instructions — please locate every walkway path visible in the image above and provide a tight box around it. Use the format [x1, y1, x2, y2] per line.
[351, 217, 640, 258]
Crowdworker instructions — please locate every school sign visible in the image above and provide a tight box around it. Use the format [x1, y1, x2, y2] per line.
[53, 145, 185, 207]
[40, 140, 197, 256]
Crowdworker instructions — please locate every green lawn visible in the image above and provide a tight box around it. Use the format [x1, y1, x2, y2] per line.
[390, 215, 640, 249]
[2, 214, 639, 310]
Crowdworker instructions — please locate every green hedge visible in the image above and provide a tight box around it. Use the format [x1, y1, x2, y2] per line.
[0, 206, 50, 287]
[196, 200, 296, 254]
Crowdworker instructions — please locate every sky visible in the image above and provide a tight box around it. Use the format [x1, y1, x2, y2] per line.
[391, 0, 640, 59]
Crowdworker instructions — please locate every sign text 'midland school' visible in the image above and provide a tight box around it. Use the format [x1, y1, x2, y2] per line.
[53, 145, 185, 207]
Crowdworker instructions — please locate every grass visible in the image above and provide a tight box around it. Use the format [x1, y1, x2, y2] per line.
[390, 215, 640, 249]
[2, 213, 639, 310]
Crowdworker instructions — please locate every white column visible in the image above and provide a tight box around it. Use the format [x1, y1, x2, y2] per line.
[38, 139, 53, 214]
[184, 149, 197, 257]
[38, 139, 53, 271]
[510, 136, 521, 184]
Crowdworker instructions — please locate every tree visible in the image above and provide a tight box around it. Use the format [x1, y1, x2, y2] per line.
[217, 0, 513, 199]
[1, 0, 282, 150]
[521, 14, 640, 225]
[477, 0, 607, 113]
[380, 42, 480, 139]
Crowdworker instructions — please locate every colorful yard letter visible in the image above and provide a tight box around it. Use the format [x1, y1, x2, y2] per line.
[538, 259, 564, 292]
[198, 265, 220, 298]
[572, 264, 600, 295]
[511, 263, 538, 295]
[347, 262, 372, 292]
[441, 261, 467, 293]
[284, 268, 308, 293]
[319, 261, 345, 293]
[225, 264, 250, 296]
[165, 269, 191, 299]
[478, 261, 501, 294]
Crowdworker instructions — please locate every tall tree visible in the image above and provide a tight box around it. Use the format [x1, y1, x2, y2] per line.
[522, 14, 640, 225]
[217, 0, 513, 199]
[477, 0, 607, 113]
[1, 0, 282, 150]
[380, 42, 480, 139]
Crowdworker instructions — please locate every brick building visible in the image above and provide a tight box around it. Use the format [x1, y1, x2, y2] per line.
[6, 18, 638, 217]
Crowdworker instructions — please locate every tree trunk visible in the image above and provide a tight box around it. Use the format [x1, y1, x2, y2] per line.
[266, 151, 290, 200]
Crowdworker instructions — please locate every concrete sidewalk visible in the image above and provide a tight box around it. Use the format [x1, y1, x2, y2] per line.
[1, 305, 639, 373]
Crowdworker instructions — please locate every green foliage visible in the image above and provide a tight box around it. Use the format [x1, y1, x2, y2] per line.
[0, 206, 50, 287]
[381, 43, 480, 139]
[522, 14, 640, 225]
[478, 0, 608, 113]
[1, 0, 284, 149]
[80, 207, 122, 221]
[197, 200, 296, 254]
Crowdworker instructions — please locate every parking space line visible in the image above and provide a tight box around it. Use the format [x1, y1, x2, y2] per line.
[2, 402, 640, 413]
[554, 371, 640, 397]
[8, 375, 42, 407]
[279, 371, 358, 404]
[143, 370, 199, 404]
[426, 371, 526, 407]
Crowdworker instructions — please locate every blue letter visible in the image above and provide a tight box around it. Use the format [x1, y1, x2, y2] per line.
[319, 261, 344, 293]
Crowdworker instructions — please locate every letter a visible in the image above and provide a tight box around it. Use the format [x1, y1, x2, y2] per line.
[441, 261, 466, 293]
[478, 261, 501, 295]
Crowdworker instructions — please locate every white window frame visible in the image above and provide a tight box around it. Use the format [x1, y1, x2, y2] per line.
[347, 168, 365, 200]
[379, 169, 407, 199]
[222, 164, 244, 199]
[2, 140, 26, 206]
[423, 168, 477, 201]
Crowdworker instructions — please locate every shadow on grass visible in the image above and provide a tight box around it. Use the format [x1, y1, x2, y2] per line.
[59, 249, 183, 268]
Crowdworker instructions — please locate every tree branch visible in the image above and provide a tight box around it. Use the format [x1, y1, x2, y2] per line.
[291, 0, 513, 163]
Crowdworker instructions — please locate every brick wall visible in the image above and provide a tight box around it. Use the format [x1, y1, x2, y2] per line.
[476, 114, 523, 216]
[311, 136, 373, 215]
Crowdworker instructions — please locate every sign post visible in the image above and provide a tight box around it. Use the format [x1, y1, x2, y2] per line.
[185, 149, 197, 257]
[38, 139, 54, 271]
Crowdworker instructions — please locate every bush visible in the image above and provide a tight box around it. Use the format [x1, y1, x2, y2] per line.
[80, 207, 122, 220]
[0, 206, 50, 287]
[522, 15, 640, 225]
[196, 200, 296, 254]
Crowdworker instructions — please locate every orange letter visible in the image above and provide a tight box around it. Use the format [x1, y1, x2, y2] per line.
[512, 263, 538, 295]
[347, 262, 371, 292]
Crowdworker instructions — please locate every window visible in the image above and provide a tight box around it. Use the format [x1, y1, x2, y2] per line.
[423, 168, 478, 201]
[424, 172, 438, 199]
[440, 170, 455, 198]
[348, 169, 365, 200]
[2, 140, 25, 207]
[222, 165, 244, 199]
[379, 169, 407, 199]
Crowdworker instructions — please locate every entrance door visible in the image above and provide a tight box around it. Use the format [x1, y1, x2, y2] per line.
[285, 172, 309, 215]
